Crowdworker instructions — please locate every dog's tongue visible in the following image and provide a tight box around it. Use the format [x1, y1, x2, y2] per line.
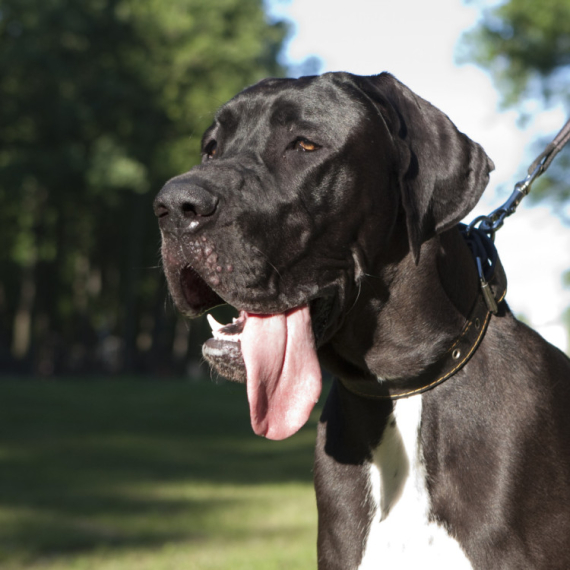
[241, 306, 322, 440]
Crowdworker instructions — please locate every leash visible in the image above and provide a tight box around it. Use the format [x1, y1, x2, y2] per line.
[468, 117, 570, 240]
[340, 118, 570, 401]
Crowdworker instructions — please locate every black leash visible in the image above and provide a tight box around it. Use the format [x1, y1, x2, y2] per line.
[528, 117, 570, 175]
[468, 117, 570, 240]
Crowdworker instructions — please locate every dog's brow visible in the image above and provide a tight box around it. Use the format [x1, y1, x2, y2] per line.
[268, 106, 325, 138]
[270, 102, 301, 127]
[215, 108, 238, 131]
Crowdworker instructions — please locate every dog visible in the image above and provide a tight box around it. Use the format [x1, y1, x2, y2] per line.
[154, 72, 570, 569]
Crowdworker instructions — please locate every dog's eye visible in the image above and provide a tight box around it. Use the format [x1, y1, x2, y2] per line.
[293, 138, 319, 152]
[204, 141, 218, 159]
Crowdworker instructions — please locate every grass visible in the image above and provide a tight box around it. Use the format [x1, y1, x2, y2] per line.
[0, 378, 325, 569]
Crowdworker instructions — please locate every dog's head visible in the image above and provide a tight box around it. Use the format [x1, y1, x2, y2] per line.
[154, 72, 494, 440]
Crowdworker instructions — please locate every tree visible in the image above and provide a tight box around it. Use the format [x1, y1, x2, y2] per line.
[459, 0, 570, 349]
[459, 0, 570, 209]
[0, 0, 288, 374]
[460, 0, 570, 108]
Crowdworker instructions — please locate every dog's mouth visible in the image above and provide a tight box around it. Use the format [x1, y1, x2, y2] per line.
[179, 265, 225, 315]
[178, 265, 333, 441]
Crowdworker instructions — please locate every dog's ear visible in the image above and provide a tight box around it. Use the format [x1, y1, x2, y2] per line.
[355, 73, 494, 263]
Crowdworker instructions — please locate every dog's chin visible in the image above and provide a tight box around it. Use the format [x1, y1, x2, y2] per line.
[202, 314, 248, 383]
[203, 340, 247, 382]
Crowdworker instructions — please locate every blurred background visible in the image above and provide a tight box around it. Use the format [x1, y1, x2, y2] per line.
[0, 0, 569, 568]
[1, 0, 569, 378]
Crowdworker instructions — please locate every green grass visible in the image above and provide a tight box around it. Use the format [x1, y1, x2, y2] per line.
[0, 378, 325, 569]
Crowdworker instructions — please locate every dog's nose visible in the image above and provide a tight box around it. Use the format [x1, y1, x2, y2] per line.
[154, 178, 219, 233]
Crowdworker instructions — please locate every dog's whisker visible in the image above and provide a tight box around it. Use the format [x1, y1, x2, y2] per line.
[346, 281, 362, 315]
[251, 245, 282, 279]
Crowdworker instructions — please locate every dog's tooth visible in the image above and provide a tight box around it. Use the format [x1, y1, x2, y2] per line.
[207, 314, 224, 333]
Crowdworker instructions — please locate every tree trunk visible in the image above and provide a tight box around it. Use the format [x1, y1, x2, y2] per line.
[12, 264, 35, 361]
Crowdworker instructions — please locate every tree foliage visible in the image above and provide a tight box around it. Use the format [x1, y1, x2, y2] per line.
[460, 0, 570, 109]
[0, 0, 288, 374]
[459, 0, 570, 212]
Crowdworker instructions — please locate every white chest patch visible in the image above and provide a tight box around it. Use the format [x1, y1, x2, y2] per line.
[357, 397, 472, 570]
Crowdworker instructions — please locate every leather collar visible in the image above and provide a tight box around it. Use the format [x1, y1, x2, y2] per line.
[339, 228, 507, 400]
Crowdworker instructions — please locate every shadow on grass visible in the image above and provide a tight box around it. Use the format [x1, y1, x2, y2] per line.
[0, 378, 326, 564]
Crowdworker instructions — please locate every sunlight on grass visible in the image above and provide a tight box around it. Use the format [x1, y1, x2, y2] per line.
[0, 379, 324, 570]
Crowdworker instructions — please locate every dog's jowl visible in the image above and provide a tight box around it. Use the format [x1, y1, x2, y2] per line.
[154, 72, 570, 569]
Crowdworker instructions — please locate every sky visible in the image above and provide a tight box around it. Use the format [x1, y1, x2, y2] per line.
[266, 0, 570, 353]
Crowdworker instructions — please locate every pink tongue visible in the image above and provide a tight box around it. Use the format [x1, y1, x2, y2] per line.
[240, 305, 322, 440]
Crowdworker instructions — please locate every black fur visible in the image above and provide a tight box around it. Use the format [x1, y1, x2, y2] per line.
[155, 72, 570, 569]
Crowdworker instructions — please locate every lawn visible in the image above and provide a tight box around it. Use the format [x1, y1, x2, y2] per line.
[0, 378, 325, 569]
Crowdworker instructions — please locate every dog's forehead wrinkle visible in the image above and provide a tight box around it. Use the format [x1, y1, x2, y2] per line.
[218, 78, 365, 145]
[215, 106, 236, 128]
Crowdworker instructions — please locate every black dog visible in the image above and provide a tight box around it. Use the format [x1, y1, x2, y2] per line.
[154, 72, 570, 569]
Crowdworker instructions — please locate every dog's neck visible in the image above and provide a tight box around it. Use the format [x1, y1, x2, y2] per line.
[320, 226, 479, 384]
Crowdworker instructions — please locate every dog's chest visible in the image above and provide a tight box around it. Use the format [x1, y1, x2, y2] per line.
[357, 397, 472, 570]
